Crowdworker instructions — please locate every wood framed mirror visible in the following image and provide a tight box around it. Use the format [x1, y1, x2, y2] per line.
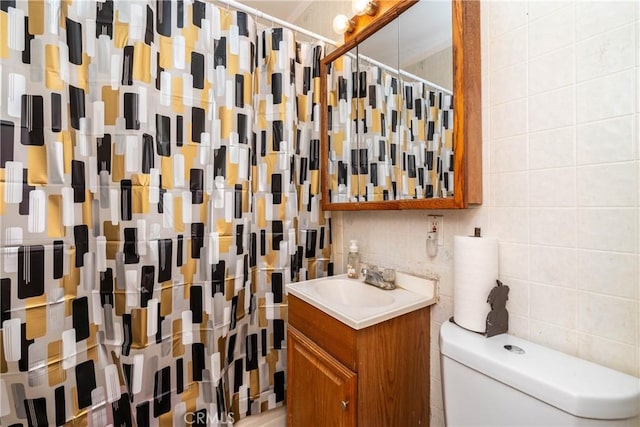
[320, 0, 481, 210]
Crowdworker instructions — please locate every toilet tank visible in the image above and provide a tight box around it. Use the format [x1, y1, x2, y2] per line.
[440, 321, 640, 427]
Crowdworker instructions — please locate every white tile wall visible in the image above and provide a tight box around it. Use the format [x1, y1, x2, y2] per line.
[578, 208, 638, 252]
[575, 1, 636, 40]
[528, 86, 575, 133]
[489, 26, 527, 70]
[575, 24, 635, 82]
[529, 126, 576, 169]
[576, 116, 635, 165]
[490, 62, 527, 105]
[577, 250, 638, 299]
[528, 4, 574, 58]
[527, 1, 571, 22]
[490, 172, 529, 206]
[577, 291, 638, 345]
[529, 245, 577, 287]
[488, 0, 528, 37]
[508, 314, 531, 340]
[577, 162, 638, 207]
[530, 320, 578, 354]
[490, 99, 528, 139]
[498, 242, 530, 279]
[529, 168, 576, 207]
[528, 46, 574, 95]
[577, 333, 640, 375]
[530, 283, 578, 329]
[490, 207, 529, 243]
[326, 1, 640, 425]
[576, 69, 635, 123]
[529, 208, 577, 247]
[503, 278, 530, 316]
[491, 134, 528, 172]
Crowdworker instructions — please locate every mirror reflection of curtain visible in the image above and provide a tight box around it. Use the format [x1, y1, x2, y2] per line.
[400, 81, 454, 199]
[333, 60, 454, 202]
[326, 54, 358, 202]
[0, 2, 330, 425]
[360, 66, 398, 201]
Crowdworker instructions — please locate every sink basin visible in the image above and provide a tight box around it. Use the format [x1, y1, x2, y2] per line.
[313, 279, 395, 307]
[287, 273, 438, 329]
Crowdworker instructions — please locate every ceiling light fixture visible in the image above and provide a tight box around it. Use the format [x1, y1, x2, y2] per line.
[352, 0, 378, 16]
[332, 14, 355, 35]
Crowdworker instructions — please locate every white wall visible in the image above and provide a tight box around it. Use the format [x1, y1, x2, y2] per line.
[404, 46, 453, 92]
[331, 1, 639, 426]
[238, 1, 352, 51]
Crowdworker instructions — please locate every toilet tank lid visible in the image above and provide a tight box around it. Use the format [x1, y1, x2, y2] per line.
[440, 321, 640, 420]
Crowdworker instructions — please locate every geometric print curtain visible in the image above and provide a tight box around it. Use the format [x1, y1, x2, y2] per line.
[326, 60, 454, 202]
[325, 53, 358, 203]
[399, 79, 454, 199]
[0, 1, 331, 425]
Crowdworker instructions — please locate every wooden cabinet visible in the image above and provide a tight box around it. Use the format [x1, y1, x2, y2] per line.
[286, 295, 430, 426]
[288, 327, 357, 426]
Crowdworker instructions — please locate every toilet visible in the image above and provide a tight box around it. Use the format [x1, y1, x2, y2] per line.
[440, 321, 640, 426]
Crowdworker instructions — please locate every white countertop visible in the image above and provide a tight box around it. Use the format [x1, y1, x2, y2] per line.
[286, 273, 438, 330]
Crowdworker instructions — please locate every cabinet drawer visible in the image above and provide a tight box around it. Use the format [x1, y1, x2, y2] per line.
[288, 295, 357, 370]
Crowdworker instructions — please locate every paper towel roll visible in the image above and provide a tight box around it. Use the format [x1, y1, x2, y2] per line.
[453, 235, 499, 333]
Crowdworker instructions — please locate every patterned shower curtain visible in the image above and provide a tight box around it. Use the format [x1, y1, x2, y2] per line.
[0, 1, 330, 425]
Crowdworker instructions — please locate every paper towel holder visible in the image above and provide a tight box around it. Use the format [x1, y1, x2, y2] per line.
[485, 279, 509, 337]
[450, 279, 510, 337]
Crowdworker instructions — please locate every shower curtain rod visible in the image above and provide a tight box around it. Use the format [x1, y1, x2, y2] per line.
[210, 0, 339, 46]
[210, 0, 452, 95]
[358, 54, 454, 95]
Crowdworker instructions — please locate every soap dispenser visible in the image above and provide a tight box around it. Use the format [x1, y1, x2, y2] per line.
[346, 240, 360, 279]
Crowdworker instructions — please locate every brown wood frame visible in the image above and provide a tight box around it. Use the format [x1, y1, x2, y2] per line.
[320, 0, 482, 210]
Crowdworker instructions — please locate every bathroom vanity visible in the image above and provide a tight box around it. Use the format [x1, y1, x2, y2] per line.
[286, 275, 437, 426]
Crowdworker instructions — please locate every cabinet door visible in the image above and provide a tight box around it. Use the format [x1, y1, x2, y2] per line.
[287, 327, 357, 427]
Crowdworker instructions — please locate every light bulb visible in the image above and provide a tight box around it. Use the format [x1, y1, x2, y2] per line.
[351, 0, 377, 16]
[352, 0, 369, 15]
[332, 14, 354, 34]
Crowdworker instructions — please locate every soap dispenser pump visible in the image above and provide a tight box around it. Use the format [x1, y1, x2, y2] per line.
[346, 240, 360, 279]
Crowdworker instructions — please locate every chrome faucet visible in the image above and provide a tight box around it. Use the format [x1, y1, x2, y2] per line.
[361, 265, 396, 290]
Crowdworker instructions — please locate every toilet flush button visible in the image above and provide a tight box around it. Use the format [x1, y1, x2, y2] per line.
[504, 344, 525, 354]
